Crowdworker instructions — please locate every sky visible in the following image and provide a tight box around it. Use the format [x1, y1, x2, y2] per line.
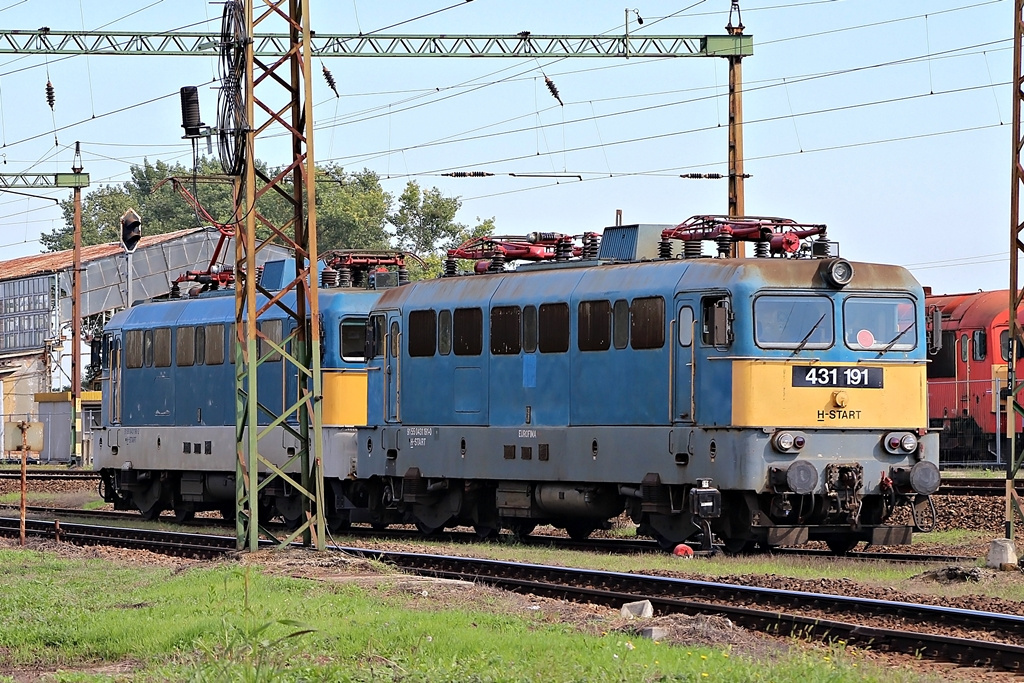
[0, 0, 1012, 295]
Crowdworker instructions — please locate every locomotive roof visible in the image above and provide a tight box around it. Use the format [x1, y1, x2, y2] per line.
[371, 257, 922, 309]
[926, 289, 1018, 329]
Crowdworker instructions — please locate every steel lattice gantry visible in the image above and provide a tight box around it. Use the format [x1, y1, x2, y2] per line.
[0, 29, 751, 59]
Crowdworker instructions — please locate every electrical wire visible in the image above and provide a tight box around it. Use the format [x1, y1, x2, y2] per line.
[319, 45, 1007, 171]
[355, 0, 476, 37]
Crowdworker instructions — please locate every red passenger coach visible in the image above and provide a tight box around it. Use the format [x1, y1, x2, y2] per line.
[925, 289, 1023, 466]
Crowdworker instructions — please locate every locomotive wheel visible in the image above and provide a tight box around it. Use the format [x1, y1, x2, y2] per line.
[173, 507, 195, 524]
[327, 513, 351, 534]
[721, 537, 755, 555]
[139, 503, 163, 521]
[219, 505, 237, 522]
[415, 519, 443, 536]
[473, 524, 499, 540]
[508, 522, 536, 539]
[370, 521, 389, 531]
[825, 538, 859, 556]
[564, 521, 597, 541]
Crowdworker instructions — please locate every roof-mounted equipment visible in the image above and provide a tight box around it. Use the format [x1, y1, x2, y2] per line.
[658, 215, 835, 260]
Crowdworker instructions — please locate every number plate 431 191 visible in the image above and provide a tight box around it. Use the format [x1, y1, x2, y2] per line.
[792, 366, 883, 388]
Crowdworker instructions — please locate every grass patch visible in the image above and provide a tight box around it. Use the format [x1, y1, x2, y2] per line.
[0, 547, 945, 682]
[941, 468, 1006, 478]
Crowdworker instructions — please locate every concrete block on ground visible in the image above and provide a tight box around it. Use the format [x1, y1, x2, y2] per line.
[620, 599, 653, 619]
[986, 538, 1018, 569]
[639, 626, 670, 641]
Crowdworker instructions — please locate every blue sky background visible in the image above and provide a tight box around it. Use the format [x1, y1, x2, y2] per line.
[0, 0, 1011, 294]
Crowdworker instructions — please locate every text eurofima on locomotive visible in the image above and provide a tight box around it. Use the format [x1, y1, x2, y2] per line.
[93, 217, 940, 553]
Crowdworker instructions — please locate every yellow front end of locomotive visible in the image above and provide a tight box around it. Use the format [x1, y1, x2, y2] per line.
[731, 360, 928, 429]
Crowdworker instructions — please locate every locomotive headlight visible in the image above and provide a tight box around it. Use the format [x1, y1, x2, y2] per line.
[773, 431, 805, 453]
[821, 258, 854, 288]
[883, 431, 918, 455]
[900, 433, 918, 453]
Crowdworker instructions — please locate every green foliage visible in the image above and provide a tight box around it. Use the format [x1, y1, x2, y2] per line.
[315, 165, 393, 252]
[41, 159, 465, 260]
[390, 180, 464, 255]
[407, 215, 499, 281]
[185, 568, 315, 683]
[43, 158, 235, 252]
[0, 549, 947, 682]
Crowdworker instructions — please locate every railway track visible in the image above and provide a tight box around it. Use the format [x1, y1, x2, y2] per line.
[0, 469, 99, 480]
[939, 476, 1020, 496]
[0, 516, 1020, 674]
[3, 504, 977, 563]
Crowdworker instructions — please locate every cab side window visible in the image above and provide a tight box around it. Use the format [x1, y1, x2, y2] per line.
[701, 296, 733, 347]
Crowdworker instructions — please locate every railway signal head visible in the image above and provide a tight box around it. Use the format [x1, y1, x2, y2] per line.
[120, 208, 142, 254]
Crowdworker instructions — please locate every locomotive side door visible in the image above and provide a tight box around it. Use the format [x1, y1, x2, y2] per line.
[384, 311, 402, 423]
[672, 299, 696, 422]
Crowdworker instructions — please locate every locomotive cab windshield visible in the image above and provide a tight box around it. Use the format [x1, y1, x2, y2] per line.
[842, 297, 916, 353]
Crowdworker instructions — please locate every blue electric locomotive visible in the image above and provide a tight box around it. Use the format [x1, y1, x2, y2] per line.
[93, 255, 398, 526]
[349, 218, 941, 552]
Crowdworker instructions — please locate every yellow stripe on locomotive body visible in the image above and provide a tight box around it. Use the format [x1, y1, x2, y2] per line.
[731, 360, 928, 429]
[322, 369, 369, 426]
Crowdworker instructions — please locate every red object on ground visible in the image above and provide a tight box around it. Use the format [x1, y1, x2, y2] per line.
[673, 544, 694, 558]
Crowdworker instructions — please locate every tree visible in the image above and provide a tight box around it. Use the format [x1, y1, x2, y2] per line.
[42, 160, 469, 266]
[315, 166, 392, 251]
[389, 181, 464, 256]
[42, 157, 236, 251]
[410, 216, 498, 280]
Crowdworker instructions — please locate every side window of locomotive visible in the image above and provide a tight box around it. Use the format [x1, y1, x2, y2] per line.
[754, 295, 832, 349]
[491, 306, 522, 355]
[453, 307, 483, 356]
[125, 329, 144, 369]
[701, 296, 733, 347]
[538, 303, 569, 353]
[143, 329, 155, 367]
[631, 297, 665, 349]
[844, 297, 916, 352]
[339, 319, 366, 362]
[522, 305, 538, 353]
[613, 299, 629, 350]
[260, 320, 283, 362]
[927, 330, 957, 378]
[228, 323, 237, 365]
[438, 309, 453, 356]
[366, 314, 385, 359]
[177, 326, 196, 367]
[408, 310, 437, 357]
[678, 306, 694, 347]
[578, 300, 611, 352]
[206, 324, 225, 365]
[154, 327, 171, 367]
[102, 333, 112, 370]
[389, 320, 400, 358]
[972, 330, 987, 361]
[960, 334, 969, 363]
[195, 326, 206, 365]
[1000, 331, 1024, 363]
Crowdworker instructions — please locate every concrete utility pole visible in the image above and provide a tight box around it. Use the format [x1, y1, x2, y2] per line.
[71, 144, 84, 466]
[1006, 0, 1024, 540]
